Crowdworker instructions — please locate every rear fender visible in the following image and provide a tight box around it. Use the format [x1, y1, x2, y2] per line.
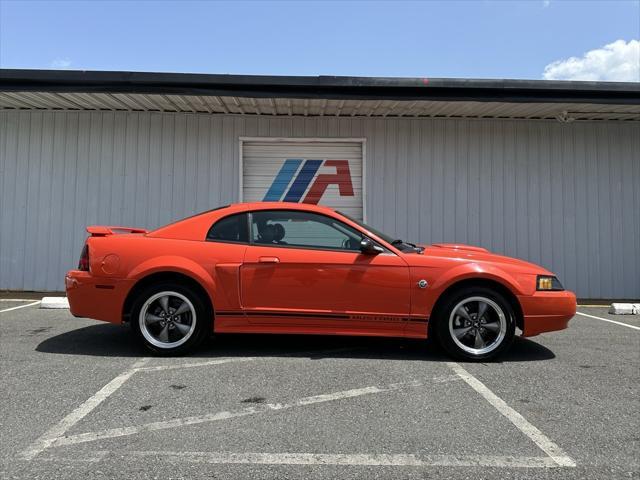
[127, 256, 218, 305]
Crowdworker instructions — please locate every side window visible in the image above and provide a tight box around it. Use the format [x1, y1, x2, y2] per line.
[206, 213, 249, 243]
[250, 210, 364, 251]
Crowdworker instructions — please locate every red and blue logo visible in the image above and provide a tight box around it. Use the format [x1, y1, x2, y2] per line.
[263, 159, 354, 204]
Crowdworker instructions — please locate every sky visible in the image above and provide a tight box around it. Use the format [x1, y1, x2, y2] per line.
[0, 0, 638, 81]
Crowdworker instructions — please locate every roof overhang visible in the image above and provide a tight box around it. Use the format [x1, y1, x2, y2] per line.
[1, 69, 638, 121]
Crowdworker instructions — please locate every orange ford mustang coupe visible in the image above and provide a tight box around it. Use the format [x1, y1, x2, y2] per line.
[66, 202, 576, 360]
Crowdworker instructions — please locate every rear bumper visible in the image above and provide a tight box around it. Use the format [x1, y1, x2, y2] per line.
[65, 270, 134, 324]
[518, 290, 577, 337]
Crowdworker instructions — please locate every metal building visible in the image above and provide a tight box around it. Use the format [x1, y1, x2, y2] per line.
[0, 70, 638, 298]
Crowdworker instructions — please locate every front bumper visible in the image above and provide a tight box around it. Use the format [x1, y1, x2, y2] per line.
[518, 290, 577, 337]
[65, 270, 134, 324]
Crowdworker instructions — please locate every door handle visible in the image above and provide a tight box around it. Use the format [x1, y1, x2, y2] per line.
[258, 256, 280, 263]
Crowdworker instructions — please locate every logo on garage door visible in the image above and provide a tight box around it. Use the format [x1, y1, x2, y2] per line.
[262, 159, 354, 204]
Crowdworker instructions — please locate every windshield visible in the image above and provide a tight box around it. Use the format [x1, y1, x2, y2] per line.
[337, 211, 423, 253]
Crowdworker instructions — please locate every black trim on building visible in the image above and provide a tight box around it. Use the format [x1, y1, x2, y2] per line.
[1, 69, 639, 105]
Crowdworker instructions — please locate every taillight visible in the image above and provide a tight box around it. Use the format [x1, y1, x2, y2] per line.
[78, 244, 90, 271]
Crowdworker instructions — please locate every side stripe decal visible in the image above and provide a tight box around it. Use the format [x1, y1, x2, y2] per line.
[216, 311, 428, 323]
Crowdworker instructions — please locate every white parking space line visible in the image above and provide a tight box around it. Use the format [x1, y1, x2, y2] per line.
[0, 298, 41, 302]
[20, 357, 151, 460]
[134, 346, 362, 373]
[0, 300, 41, 314]
[33, 451, 109, 463]
[576, 311, 640, 331]
[50, 378, 449, 448]
[123, 451, 560, 468]
[446, 362, 575, 468]
[20, 345, 370, 460]
[136, 357, 258, 372]
[136, 346, 368, 373]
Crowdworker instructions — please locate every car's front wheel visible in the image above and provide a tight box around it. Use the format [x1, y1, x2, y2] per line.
[435, 287, 516, 361]
[131, 283, 209, 355]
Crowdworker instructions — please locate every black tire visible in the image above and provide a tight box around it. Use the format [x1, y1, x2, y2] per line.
[130, 282, 210, 356]
[434, 286, 516, 361]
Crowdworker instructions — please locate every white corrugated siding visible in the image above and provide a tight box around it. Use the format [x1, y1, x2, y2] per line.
[242, 140, 363, 219]
[0, 110, 638, 298]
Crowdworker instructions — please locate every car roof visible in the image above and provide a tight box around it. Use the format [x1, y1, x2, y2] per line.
[218, 202, 338, 215]
[147, 202, 344, 240]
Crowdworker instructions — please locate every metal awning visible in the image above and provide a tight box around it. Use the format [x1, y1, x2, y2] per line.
[1, 69, 638, 121]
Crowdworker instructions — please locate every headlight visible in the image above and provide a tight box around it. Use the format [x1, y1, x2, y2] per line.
[537, 275, 564, 291]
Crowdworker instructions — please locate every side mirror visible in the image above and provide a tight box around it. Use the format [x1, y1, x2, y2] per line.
[360, 237, 384, 255]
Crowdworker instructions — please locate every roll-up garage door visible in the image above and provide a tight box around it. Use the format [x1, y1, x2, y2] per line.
[242, 140, 363, 220]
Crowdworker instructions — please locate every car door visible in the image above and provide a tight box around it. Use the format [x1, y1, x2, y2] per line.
[202, 211, 250, 332]
[240, 209, 411, 335]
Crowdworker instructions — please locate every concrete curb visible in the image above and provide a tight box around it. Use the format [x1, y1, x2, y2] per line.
[609, 303, 640, 315]
[40, 297, 70, 309]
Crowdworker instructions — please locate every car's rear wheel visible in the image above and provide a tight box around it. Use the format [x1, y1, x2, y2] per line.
[131, 283, 209, 355]
[434, 287, 515, 361]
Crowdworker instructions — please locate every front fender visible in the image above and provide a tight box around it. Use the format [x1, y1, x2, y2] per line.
[413, 262, 526, 319]
[430, 263, 525, 296]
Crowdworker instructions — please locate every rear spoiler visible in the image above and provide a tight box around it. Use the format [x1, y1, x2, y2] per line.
[86, 226, 148, 237]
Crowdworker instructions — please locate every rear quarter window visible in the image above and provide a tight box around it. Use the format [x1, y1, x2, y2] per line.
[206, 213, 249, 243]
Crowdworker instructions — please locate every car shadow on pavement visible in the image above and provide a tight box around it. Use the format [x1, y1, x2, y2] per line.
[36, 323, 555, 362]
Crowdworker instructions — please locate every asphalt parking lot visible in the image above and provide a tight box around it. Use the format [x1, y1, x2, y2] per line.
[1, 300, 638, 479]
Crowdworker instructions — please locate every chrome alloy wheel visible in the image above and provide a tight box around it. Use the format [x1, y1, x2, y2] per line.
[448, 296, 507, 356]
[139, 291, 197, 349]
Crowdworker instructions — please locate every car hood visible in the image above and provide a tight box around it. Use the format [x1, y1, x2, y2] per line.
[412, 243, 553, 275]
